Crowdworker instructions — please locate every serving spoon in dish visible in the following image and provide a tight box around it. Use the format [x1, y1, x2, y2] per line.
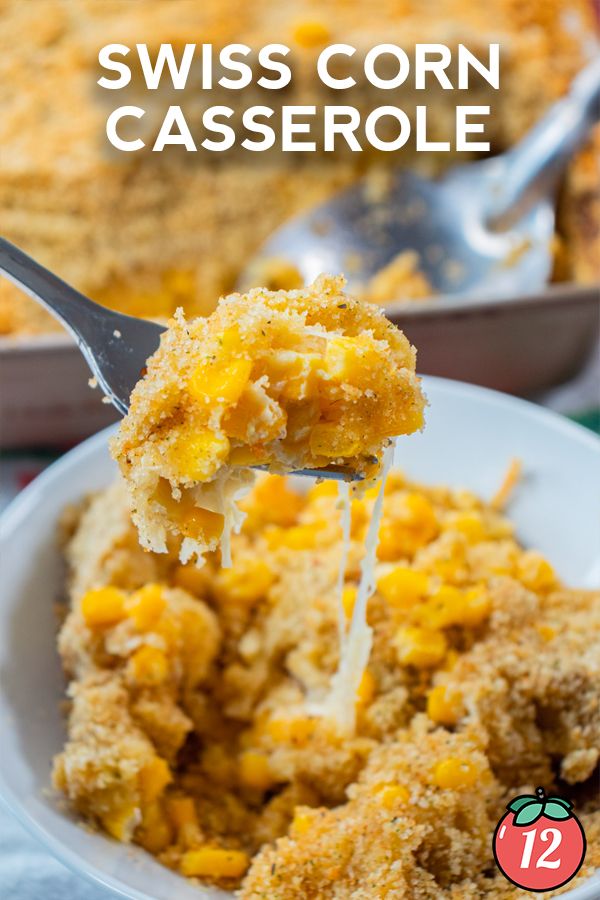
[246, 57, 600, 301]
[0, 238, 366, 481]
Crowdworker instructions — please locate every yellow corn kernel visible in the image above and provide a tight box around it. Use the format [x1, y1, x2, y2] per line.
[219, 325, 244, 353]
[180, 847, 250, 879]
[228, 446, 268, 467]
[377, 566, 429, 610]
[445, 511, 486, 543]
[139, 757, 172, 804]
[166, 795, 202, 848]
[325, 335, 378, 385]
[267, 717, 317, 745]
[517, 552, 557, 592]
[427, 685, 464, 726]
[430, 555, 465, 584]
[172, 564, 211, 596]
[265, 351, 321, 402]
[376, 783, 410, 809]
[394, 626, 447, 668]
[81, 587, 127, 628]
[216, 559, 274, 604]
[170, 429, 230, 482]
[239, 751, 275, 791]
[363, 482, 383, 502]
[153, 613, 179, 649]
[420, 585, 464, 629]
[307, 480, 338, 501]
[250, 475, 305, 527]
[377, 494, 439, 561]
[267, 524, 319, 551]
[100, 802, 139, 842]
[188, 357, 253, 406]
[166, 795, 198, 830]
[180, 506, 224, 542]
[460, 587, 492, 627]
[406, 493, 439, 529]
[374, 523, 398, 562]
[292, 20, 331, 47]
[537, 624, 556, 642]
[350, 498, 368, 537]
[136, 799, 173, 854]
[342, 585, 357, 620]
[128, 645, 169, 686]
[433, 757, 478, 790]
[309, 422, 362, 459]
[356, 669, 376, 706]
[126, 584, 166, 631]
[291, 808, 313, 835]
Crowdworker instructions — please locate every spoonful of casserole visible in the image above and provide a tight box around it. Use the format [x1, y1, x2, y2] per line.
[110, 274, 426, 565]
[0, 241, 426, 565]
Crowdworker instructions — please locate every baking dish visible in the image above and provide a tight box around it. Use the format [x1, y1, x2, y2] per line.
[1, 281, 597, 448]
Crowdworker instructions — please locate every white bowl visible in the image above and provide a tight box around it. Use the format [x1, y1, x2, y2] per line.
[0, 376, 599, 900]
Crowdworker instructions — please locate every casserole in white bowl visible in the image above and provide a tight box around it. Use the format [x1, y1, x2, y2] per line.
[0, 377, 598, 898]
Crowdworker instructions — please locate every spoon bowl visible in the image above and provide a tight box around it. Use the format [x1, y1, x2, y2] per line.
[257, 161, 555, 300]
[249, 58, 600, 301]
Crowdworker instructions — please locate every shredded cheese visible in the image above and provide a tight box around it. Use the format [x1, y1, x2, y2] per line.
[491, 458, 522, 511]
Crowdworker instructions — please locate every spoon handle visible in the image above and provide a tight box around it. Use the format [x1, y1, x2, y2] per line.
[0, 237, 126, 344]
[486, 56, 600, 228]
[0, 237, 164, 414]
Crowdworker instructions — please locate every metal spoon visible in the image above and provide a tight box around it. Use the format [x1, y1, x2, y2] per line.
[247, 57, 600, 301]
[0, 238, 363, 480]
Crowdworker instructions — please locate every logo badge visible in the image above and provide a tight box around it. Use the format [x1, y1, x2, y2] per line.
[493, 787, 586, 892]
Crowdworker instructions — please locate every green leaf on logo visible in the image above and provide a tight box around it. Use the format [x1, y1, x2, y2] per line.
[544, 801, 572, 820]
[507, 795, 537, 813]
[514, 801, 544, 826]
[548, 797, 572, 810]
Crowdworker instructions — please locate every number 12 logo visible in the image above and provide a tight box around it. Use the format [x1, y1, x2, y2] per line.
[493, 788, 586, 892]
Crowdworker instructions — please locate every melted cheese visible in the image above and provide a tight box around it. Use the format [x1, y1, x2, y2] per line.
[179, 467, 256, 567]
[336, 480, 352, 645]
[321, 442, 395, 734]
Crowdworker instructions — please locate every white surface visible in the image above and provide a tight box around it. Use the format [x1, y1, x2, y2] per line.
[0, 376, 599, 900]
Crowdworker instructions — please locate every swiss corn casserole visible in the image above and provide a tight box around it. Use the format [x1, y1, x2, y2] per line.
[54, 469, 600, 896]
